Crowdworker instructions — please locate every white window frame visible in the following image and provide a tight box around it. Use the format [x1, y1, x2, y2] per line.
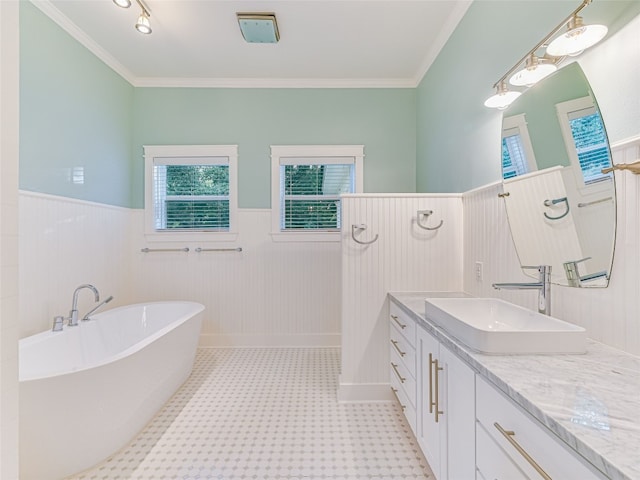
[556, 96, 612, 194]
[501, 113, 537, 178]
[144, 145, 238, 243]
[271, 145, 364, 242]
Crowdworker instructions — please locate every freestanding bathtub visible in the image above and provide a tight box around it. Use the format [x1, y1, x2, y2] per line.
[19, 301, 204, 480]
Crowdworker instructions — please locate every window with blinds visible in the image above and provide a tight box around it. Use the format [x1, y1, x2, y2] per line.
[280, 164, 354, 230]
[153, 162, 229, 231]
[567, 107, 612, 185]
[502, 129, 529, 179]
[143, 145, 238, 239]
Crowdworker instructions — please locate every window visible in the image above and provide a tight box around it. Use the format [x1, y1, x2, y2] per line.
[144, 145, 238, 241]
[501, 114, 537, 180]
[271, 145, 364, 241]
[556, 97, 612, 189]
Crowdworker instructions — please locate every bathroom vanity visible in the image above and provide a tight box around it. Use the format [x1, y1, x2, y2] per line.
[389, 292, 640, 480]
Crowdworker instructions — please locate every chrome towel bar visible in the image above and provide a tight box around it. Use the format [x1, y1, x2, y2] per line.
[141, 247, 189, 253]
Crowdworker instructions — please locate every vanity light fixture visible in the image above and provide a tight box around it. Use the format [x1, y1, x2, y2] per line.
[113, 0, 153, 35]
[485, 0, 607, 109]
[484, 81, 522, 110]
[509, 55, 558, 87]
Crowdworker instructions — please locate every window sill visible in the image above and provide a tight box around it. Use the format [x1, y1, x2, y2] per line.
[270, 232, 341, 243]
[144, 231, 239, 243]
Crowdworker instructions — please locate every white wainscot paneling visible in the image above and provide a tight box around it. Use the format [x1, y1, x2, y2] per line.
[463, 140, 640, 356]
[130, 209, 341, 347]
[19, 192, 135, 337]
[340, 194, 464, 401]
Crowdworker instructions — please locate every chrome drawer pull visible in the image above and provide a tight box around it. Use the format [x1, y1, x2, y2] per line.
[390, 314, 407, 329]
[494, 422, 552, 480]
[390, 387, 406, 411]
[390, 362, 406, 383]
[390, 339, 406, 357]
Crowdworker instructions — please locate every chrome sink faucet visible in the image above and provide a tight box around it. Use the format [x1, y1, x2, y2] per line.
[67, 284, 100, 326]
[492, 265, 551, 315]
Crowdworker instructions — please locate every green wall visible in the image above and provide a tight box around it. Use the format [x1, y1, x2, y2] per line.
[19, 1, 134, 207]
[132, 88, 416, 209]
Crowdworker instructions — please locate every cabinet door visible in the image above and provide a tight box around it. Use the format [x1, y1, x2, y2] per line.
[439, 345, 476, 480]
[417, 327, 442, 478]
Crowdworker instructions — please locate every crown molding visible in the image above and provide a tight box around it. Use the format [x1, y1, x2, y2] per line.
[132, 76, 416, 89]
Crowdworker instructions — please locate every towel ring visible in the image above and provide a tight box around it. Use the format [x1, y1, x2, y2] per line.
[416, 210, 444, 231]
[351, 224, 378, 245]
[543, 197, 570, 220]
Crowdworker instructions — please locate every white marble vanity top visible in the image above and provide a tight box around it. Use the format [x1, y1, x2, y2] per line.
[389, 291, 640, 480]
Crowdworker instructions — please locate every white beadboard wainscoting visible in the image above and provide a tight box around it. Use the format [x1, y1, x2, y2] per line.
[130, 209, 342, 347]
[18, 192, 134, 338]
[339, 194, 463, 401]
[464, 137, 640, 356]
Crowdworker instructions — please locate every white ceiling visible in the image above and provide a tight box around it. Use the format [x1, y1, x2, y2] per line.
[36, 0, 472, 87]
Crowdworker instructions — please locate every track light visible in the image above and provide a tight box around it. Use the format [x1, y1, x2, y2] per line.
[484, 82, 521, 110]
[113, 0, 152, 34]
[135, 10, 152, 34]
[485, 0, 607, 109]
[546, 15, 607, 57]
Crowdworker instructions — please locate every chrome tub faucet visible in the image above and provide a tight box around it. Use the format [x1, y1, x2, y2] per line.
[67, 284, 100, 326]
[82, 295, 114, 321]
[492, 265, 552, 315]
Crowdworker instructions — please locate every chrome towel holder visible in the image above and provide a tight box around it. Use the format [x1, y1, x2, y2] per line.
[416, 210, 444, 231]
[351, 224, 378, 245]
[543, 197, 570, 220]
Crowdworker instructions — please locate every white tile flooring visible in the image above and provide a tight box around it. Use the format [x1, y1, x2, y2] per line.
[70, 348, 433, 480]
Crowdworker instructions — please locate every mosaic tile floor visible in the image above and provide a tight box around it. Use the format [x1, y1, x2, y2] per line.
[70, 348, 433, 479]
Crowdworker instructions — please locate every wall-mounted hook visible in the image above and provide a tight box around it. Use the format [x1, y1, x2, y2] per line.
[543, 197, 570, 220]
[416, 210, 444, 231]
[351, 224, 379, 245]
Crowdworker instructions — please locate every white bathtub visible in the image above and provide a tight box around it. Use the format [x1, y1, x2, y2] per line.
[19, 301, 204, 480]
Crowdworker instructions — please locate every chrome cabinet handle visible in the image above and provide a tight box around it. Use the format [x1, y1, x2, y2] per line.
[390, 314, 406, 329]
[390, 387, 406, 411]
[391, 362, 406, 383]
[494, 422, 552, 480]
[390, 339, 406, 357]
[433, 358, 444, 423]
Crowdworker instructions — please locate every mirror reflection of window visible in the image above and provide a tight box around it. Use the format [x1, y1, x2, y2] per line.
[556, 96, 613, 188]
[501, 114, 537, 179]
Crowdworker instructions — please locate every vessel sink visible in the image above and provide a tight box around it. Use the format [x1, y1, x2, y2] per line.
[424, 297, 586, 354]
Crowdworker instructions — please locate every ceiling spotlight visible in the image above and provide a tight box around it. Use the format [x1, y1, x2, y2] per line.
[509, 55, 558, 87]
[484, 82, 522, 110]
[135, 10, 152, 34]
[112, 0, 132, 8]
[546, 15, 607, 57]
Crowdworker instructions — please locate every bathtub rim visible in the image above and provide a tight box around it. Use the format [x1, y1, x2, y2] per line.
[19, 300, 205, 382]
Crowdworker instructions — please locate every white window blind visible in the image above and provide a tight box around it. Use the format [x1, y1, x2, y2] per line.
[279, 163, 354, 230]
[502, 128, 529, 179]
[567, 107, 612, 185]
[153, 158, 230, 231]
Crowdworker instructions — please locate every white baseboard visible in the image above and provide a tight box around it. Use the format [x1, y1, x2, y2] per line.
[199, 333, 340, 348]
[337, 377, 394, 403]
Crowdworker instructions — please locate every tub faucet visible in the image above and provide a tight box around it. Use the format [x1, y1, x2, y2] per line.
[68, 284, 100, 326]
[492, 265, 551, 315]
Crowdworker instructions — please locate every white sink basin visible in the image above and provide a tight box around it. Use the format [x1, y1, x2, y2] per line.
[424, 297, 586, 354]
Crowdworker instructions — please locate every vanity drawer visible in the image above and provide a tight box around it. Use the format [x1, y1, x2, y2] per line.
[476, 376, 606, 480]
[391, 372, 417, 435]
[390, 322, 416, 376]
[390, 346, 416, 408]
[390, 301, 416, 347]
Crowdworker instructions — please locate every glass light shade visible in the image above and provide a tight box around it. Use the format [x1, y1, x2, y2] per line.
[484, 89, 521, 110]
[509, 62, 557, 87]
[135, 12, 152, 34]
[547, 17, 607, 57]
[113, 0, 131, 8]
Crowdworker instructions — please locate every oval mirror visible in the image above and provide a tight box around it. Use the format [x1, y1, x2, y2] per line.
[500, 62, 615, 287]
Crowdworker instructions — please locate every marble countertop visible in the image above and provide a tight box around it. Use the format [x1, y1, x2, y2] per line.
[389, 291, 640, 480]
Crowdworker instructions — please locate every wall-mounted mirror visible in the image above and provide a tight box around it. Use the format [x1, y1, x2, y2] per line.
[500, 62, 615, 287]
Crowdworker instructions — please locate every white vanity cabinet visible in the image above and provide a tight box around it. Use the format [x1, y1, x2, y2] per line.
[416, 325, 475, 480]
[476, 376, 607, 480]
[389, 301, 418, 434]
